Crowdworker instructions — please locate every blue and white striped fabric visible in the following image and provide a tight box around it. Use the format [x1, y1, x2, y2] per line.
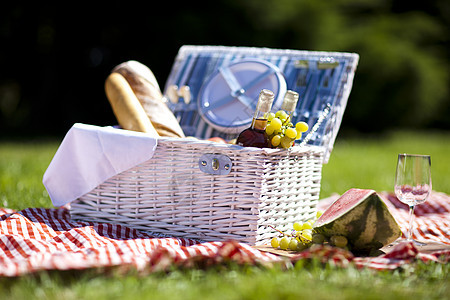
[164, 46, 359, 162]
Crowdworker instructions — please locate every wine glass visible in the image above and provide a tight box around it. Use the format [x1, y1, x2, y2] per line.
[394, 153, 432, 246]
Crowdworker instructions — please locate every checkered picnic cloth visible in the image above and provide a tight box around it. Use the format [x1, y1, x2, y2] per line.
[1, 191, 449, 276]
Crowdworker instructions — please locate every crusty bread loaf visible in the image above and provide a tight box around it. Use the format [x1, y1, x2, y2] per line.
[105, 73, 159, 136]
[112, 61, 185, 138]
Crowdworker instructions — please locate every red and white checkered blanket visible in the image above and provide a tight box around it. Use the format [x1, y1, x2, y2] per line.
[1, 191, 449, 276]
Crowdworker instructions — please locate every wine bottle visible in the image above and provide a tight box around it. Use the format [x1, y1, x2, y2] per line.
[266, 90, 300, 148]
[236, 89, 275, 148]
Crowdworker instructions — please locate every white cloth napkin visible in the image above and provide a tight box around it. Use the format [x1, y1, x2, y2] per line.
[43, 123, 158, 207]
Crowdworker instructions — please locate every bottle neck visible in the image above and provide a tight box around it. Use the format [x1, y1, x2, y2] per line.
[251, 109, 268, 130]
[251, 89, 274, 131]
[251, 118, 268, 131]
[285, 110, 294, 123]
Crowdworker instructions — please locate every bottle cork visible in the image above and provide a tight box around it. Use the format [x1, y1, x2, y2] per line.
[256, 89, 275, 113]
[281, 90, 299, 113]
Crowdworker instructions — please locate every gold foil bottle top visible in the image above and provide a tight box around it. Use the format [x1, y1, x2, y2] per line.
[281, 90, 299, 113]
[256, 89, 275, 113]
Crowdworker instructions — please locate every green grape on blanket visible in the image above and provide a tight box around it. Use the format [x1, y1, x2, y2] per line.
[269, 210, 349, 252]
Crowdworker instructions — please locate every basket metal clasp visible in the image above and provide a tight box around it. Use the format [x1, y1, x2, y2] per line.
[198, 153, 232, 175]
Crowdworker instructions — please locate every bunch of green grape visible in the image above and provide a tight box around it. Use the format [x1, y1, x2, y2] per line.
[270, 211, 349, 251]
[265, 110, 309, 149]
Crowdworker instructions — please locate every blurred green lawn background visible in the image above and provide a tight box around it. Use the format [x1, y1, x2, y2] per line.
[1, 130, 448, 211]
[321, 130, 450, 196]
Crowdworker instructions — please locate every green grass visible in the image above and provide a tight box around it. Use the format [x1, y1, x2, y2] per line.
[321, 130, 450, 197]
[0, 131, 449, 299]
[1, 262, 448, 300]
[0, 140, 59, 210]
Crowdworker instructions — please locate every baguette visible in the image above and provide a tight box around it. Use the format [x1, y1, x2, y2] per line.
[105, 72, 159, 136]
[112, 60, 185, 138]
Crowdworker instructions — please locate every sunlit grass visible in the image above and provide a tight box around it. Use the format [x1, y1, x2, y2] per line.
[0, 140, 58, 209]
[320, 131, 450, 197]
[1, 131, 449, 209]
[0, 261, 448, 300]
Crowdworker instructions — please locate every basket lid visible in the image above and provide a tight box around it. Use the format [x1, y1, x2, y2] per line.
[164, 45, 359, 162]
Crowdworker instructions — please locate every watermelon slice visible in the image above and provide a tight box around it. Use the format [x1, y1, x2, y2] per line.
[314, 189, 401, 254]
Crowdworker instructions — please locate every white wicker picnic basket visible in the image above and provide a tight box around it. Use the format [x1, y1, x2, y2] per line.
[69, 46, 359, 245]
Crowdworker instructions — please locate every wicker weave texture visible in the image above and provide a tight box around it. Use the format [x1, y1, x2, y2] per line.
[70, 138, 323, 245]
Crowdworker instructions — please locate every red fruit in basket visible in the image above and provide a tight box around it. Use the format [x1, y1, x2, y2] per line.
[207, 137, 227, 143]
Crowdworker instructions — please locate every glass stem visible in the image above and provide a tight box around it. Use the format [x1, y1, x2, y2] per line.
[407, 205, 415, 241]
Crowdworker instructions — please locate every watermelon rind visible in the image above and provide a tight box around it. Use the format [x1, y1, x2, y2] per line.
[314, 189, 401, 254]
